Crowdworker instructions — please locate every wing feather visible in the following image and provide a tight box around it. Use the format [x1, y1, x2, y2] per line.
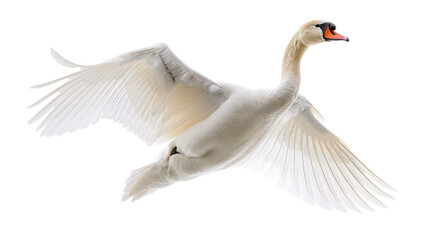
[50, 48, 89, 68]
[29, 44, 228, 145]
[245, 95, 393, 211]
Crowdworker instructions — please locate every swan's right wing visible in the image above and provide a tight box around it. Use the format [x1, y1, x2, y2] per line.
[29, 44, 228, 145]
[246, 95, 394, 212]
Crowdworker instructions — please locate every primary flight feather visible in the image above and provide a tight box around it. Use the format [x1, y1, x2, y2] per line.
[30, 20, 394, 212]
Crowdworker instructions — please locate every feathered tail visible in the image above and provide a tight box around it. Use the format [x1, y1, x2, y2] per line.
[122, 161, 174, 202]
[122, 165, 151, 201]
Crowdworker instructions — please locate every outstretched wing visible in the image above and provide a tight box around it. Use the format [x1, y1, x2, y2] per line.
[246, 95, 394, 212]
[29, 44, 228, 145]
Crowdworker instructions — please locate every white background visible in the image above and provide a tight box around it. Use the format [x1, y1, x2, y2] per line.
[1, 0, 428, 239]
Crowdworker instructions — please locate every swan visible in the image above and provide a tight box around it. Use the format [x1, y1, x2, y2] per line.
[29, 20, 394, 212]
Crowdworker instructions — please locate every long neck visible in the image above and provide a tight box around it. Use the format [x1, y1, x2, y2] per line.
[262, 33, 309, 112]
[281, 33, 308, 88]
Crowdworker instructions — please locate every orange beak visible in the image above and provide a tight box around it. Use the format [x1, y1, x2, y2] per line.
[324, 26, 349, 42]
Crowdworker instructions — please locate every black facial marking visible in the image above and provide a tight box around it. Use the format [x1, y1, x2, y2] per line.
[315, 22, 338, 41]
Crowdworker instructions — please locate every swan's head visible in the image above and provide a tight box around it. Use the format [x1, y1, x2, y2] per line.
[298, 20, 349, 46]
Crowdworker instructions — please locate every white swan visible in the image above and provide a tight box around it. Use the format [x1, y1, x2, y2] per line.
[29, 20, 394, 212]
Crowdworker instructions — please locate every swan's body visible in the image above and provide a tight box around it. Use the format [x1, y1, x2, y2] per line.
[30, 20, 393, 212]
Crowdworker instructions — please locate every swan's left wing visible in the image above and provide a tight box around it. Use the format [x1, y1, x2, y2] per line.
[29, 44, 228, 145]
[246, 95, 394, 212]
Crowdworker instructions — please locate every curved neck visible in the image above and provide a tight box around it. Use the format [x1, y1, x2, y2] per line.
[281, 33, 308, 89]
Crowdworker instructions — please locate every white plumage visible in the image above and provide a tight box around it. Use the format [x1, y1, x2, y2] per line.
[29, 20, 394, 212]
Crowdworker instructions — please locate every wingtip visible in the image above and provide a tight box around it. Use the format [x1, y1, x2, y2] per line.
[385, 184, 397, 192]
[30, 82, 50, 89]
[50, 48, 57, 56]
[50, 48, 87, 68]
[27, 103, 36, 109]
